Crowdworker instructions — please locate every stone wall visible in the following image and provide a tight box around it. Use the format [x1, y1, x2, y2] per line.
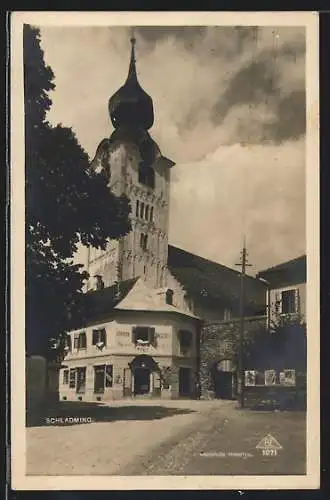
[200, 316, 267, 399]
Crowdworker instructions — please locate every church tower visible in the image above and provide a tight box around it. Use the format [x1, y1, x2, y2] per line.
[87, 37, 175, 291]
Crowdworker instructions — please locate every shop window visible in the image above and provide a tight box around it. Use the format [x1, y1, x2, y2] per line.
[92, 328, 107, 346]
[63, 369, 69, 385]
[93, 364, 113, 393]
[76, 367, 86, 394]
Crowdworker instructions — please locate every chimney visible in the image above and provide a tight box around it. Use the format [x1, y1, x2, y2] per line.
[94, 275, 104, 291]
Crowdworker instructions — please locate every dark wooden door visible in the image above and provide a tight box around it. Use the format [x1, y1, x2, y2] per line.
[214, 371, 233, 399]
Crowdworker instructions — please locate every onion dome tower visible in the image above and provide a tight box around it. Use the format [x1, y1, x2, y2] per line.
[88, 34, 175, 291]
[108, 37, 154, 131]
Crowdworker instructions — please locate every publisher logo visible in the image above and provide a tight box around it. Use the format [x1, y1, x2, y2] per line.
[256, 434, 282, 456]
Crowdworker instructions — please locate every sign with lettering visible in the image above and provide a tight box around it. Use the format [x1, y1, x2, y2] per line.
[155, 333, 168, 339]
[117, 331, 130, 337]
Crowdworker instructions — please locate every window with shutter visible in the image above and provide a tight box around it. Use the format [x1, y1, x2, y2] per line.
[64, 335, 72, 352]
[133, 326, 153, 345]
[281, 289, 297, 314]
[101, 329, 106, 345]
[78, 332, 86, 349]
[92, 330, 98, 345]
[73, 335, 79, 349]
[92, 328, 106, 346]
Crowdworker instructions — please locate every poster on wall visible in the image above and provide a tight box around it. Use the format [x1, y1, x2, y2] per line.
[280, 369, 296, 386]
[245, 370, 256, 386]
[265, 369, 277, 386]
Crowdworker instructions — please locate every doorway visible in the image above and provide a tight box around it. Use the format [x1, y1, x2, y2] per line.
[213, 371, 233, 399]
[179, 367, 191, 397]
[134, 367, 150, 395]
[211, 361, 233, 399]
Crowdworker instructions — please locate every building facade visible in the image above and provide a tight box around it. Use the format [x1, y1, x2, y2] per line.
[257, 255, 306, 328]
[60, 278, 200, 401]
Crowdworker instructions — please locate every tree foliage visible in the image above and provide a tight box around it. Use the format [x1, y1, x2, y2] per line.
[24, 25, 131, 358]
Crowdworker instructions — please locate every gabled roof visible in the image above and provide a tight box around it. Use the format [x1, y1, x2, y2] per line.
[167, 245, 266, 314]
[74, 276, 198, 329]
[257, 255, 306, 288]
[115, 277, 199, 319]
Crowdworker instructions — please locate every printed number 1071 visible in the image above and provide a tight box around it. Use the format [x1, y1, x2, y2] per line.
[262, 449, 277, 456]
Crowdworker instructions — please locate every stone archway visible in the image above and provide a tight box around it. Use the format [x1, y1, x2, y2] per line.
[210, 359, 235, 400]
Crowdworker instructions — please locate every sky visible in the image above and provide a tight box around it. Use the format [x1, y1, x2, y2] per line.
[38, 25, 306, 274]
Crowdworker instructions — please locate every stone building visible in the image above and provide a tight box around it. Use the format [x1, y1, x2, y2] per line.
[59, 37, 266, 402]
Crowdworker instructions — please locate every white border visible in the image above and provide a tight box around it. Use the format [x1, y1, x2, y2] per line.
[10, 11, 320, 490]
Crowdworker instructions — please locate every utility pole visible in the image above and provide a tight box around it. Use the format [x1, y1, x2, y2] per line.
[235, 237, 252, 409]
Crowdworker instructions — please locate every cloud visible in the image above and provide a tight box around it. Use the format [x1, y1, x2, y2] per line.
[37, 25, 306, 271]
[169, 139, 305, 272]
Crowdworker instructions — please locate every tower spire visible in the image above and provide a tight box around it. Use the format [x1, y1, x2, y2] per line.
[127, 31, 137, 82]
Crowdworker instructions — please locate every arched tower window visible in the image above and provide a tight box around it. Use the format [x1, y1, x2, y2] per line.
[136, 200, 139, 217]
[140, 233, 148, 251]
